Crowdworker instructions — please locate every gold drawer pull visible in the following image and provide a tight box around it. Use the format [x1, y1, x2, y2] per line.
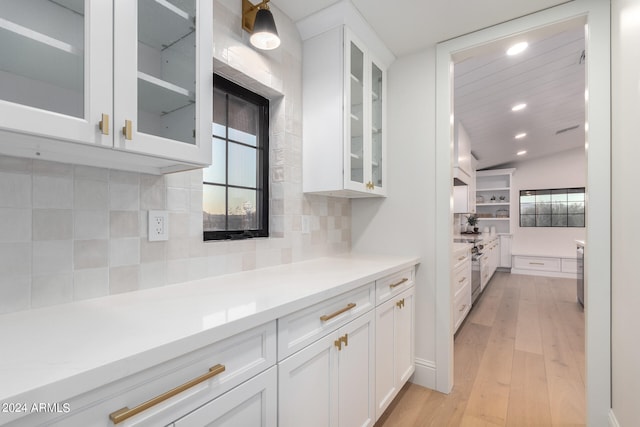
[459, 304, 467, 312]
[335, 338, 343, 351]
[340, 333, 349, 347]
[320, 303, 356, 322]
[457, 256, 465, 261]
[458, 277, 466, 284]
[389, 278, 408, 289]
[109, 364, 226, 424]
[529, 262, 545, 265]
[99, 113, 109, 135]
[122, 119, 132, 140]
[396, 298, 405, 309]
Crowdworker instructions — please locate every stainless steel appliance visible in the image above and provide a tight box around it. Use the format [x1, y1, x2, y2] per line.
[577, 242, 584, 307]
[471, 251, 483, 303]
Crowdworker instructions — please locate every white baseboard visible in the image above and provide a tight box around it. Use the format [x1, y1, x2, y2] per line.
[510, 268, 577, 279]
[609, 409, 621, 427]
[411, 358, 436, 390]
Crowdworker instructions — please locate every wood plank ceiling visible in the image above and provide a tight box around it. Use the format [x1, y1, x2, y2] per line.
[454, 25, 586, 170]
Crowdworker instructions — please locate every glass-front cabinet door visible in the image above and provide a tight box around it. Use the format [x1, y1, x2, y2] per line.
[371, 61, 384, 191]
[347, 39, 365, 188]
[0, 0, 112, 146]
[114, 0, 212, 165]
[344, 29, 386, 196]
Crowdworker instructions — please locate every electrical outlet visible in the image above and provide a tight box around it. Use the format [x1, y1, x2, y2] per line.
[148, 210, 169, 241]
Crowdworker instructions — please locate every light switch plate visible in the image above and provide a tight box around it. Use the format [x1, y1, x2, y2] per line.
[148, 210, 169, 241]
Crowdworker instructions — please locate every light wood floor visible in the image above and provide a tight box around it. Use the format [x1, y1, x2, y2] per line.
[376, 272, 585, 427]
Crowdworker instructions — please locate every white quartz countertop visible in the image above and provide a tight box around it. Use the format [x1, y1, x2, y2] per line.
[0, 253, 418, 417]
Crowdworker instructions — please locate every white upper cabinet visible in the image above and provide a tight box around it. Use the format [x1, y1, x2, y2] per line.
[299, 1, 394, 197]
[0, 0, 212, 174]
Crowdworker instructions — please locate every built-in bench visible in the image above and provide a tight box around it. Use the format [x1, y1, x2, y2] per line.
[511, 253, 578, 279]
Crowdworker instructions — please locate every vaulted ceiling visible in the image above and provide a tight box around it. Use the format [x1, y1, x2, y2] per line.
[271, 0, 585, 169]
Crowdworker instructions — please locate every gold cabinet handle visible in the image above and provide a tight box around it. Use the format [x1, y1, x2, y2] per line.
[99, 113, 109, 135]
[458, 277, 465, 284]
[109, 364, 225, 424]
[389, 278, 408, 289]
[459, 304, 467, 313]
[122, 119, 132, 140]
[335, 338, 343, 351]
[340, 333, 349, 347]
[529, 262, 545, 265]
[320, 303, 356, 322]
[396, 298, 405, 309]
[457, 256, 465, 261]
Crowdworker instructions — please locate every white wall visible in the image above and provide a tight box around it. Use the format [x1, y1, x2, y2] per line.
[0, 0, 351, 315]
[508, 147, 586, 258]
[611, 1, 640, 426]
[351, 49, 438, 387]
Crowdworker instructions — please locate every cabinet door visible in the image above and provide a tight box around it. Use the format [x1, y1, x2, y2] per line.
[375, 287, 415, 420]
[173, 366, 277, 427]
[395, 287, 415, 386]
[499, 235, 512, 268]
[345, 31, 366, 192]
[337, 310, 375, 427]
[0, 0, 112, 146]
[369, 59, 386, 195]
[113, 0, 212, 166]
[278, 332, 337, 427]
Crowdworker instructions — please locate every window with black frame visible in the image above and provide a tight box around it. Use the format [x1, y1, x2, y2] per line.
[203, 75, 269, 240]
[519, 188, 585, 227]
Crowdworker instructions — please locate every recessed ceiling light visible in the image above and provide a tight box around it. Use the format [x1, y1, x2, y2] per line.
[507, 42, 528, 56]
[515, 132, 527, 139]
[517, 150, 527, 156]
[512, 103, 527, 112]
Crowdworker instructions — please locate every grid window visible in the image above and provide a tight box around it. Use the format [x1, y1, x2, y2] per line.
[203, 75, 269, 240]
[520, 188, 585, 227]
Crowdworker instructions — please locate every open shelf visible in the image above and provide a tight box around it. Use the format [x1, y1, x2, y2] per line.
[477, 187, 510, 192]
[138, 0, 194, 50]
[138, 71, 194, 115]
[0, 17, 83, 91]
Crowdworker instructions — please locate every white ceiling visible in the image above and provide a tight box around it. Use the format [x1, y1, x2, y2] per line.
[271, 0, 585, 169]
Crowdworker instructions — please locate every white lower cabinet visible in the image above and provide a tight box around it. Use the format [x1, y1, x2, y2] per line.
[171, 366, 277, 427]
[374, 286, 415, 419]
[278, 310, 375, 427]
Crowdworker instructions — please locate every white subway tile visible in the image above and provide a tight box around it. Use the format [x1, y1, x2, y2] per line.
[0, 275, 30, 314]
[31, 273, 73, 308]
[33, 209, 73, 241]
[32, 240, 72, 275]
[139, 262, 167, 289]
[74, 239, 109, 270]
[75, 179, 109, 210]
[33, 175, 73, 209]
[0, 172, 31, 208]
[0, 242, 31, 277]
[110, 238, 140, 267]
[110, 182, 140, 211]
[73, 268, 109, 300]
[74, 210, 109, 240]
[109, 266, 140, 294]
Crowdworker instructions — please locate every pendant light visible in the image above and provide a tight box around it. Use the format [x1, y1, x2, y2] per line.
[242, 0, 281, 50]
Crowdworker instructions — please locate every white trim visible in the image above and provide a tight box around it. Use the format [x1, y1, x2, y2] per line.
[609, 409, 621, 427]
[411, 358, 436, 390]
[435, 2, 611, 424]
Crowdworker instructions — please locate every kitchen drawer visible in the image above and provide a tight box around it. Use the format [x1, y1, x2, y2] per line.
[453, 261, 470, 296]
[20, 322, 276, 427]
[453, 247, 471, 270]
[171, 366, 277, 426]
[375, 267, 415, 304]
[513, 256, 561, 272]
[277, 282, 375, 360]
[454, 281, 472, 333]
[562, 258, 578, 273]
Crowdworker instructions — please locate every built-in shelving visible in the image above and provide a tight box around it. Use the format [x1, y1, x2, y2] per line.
[475, 168, 515, 234]
[138, 0, 194, 50]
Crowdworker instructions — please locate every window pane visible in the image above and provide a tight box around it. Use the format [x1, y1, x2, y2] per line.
[228, 188, 257, 230]
[569, 201, 585, 214]
[521, 203, 536, 215]
[521, 215, 535, 227]
[537, 214, 551, 226]
[551, 192, 567, 202]
[537, 202, 551, 214]
[568, 214, 585, 227]
[568, 189, 584, 202]
[204, 137, 226, 184]
[536, 192, 551, 203]
[552, 214, 567, 226]
[228, 143, 257, 188]
[228, 95, 258, 147]
[203, 185, 226, 231]
[552, 202, 567, 215]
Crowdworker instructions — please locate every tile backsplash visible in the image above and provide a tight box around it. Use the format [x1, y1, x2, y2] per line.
[0, 1, 350, 314]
